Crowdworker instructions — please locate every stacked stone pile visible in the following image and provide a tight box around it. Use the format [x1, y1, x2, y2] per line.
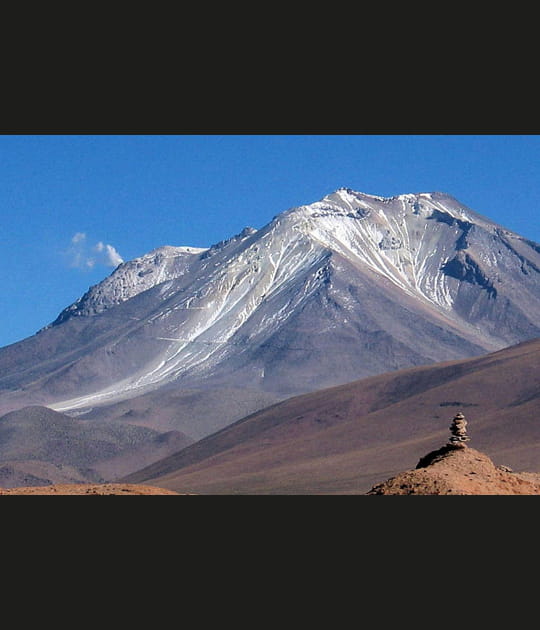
[448, 412, 470, 448]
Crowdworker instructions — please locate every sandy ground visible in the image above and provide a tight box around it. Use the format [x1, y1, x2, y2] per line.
[0, 483, 183, 495]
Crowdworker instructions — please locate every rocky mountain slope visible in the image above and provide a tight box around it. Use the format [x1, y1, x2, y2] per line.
[48, 245, 209, 326]
[1, 188, 539, 422]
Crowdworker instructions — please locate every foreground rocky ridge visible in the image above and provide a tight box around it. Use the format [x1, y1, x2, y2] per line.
[367, 445, 540, 495]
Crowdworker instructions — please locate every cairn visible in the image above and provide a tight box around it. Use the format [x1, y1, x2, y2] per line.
[448, 412, 470, 448]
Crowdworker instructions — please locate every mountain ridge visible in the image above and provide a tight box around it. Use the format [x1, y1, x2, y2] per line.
[0, 187, 539, 435]
[44, 188, 535, 331]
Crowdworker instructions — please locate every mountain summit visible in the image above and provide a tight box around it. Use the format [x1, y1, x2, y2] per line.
[1, 188, 539, 421]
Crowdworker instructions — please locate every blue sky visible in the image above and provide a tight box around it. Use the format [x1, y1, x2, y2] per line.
[1, 134, 539, 348]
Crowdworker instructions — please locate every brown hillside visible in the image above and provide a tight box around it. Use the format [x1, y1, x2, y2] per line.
[124, 338, 540, 494]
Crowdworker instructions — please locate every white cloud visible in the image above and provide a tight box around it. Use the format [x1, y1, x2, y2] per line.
[95, 241, 124, 267]
[67, 233, 124, 271]
[71, 232, 87, 244]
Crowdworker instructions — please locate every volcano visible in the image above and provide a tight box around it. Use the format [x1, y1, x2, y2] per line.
[1, 188, 539, 486]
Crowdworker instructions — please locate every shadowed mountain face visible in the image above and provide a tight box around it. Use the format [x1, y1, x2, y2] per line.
[123, 338, 540, 494]
[1, 189, 539, 426]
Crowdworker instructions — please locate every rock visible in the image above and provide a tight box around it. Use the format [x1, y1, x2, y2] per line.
[448, 412, 470, 448]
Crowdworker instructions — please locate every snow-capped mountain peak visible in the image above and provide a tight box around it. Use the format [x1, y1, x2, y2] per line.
[15, 188, 538, 414]
[265, 189, 489, 311]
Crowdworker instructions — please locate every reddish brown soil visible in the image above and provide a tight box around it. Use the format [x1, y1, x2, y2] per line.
[0, 483, 182, 495]
[367, 446, 540, 495]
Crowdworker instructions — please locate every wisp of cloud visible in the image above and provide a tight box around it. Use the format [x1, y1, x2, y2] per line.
[67, 233, 124, 270]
